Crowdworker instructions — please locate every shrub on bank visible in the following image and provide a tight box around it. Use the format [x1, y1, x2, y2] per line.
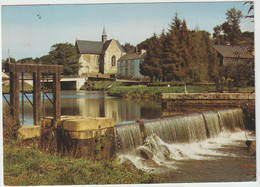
[2, 81, 33, 93]
[3, 107, 21, 144]
[3, 146, 163, 185]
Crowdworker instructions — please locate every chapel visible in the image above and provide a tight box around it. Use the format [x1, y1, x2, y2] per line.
[76, 27, 125, 77]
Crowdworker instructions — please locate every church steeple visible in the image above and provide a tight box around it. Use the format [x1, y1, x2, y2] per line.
[102, 27, 107, 43]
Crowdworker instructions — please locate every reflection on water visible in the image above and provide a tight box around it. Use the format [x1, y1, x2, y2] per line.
[2, 91, 162, 125]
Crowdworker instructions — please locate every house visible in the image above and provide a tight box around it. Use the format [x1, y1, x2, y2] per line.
[117, 50, 146, 78]
[213, 44, 254, 66]
[75, 27, 125, 77]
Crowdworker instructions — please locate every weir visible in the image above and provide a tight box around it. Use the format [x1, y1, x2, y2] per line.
[114, 108, 246, 155]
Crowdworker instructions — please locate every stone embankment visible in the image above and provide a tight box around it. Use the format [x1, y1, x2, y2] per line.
[162, 92, 255, 108]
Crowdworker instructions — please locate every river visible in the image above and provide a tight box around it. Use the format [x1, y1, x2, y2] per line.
[2, 90, 163, 125]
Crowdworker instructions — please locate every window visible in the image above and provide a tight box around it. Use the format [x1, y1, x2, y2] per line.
[111, 55, 116, 66]
[130, 61, 134, 75]
[96, 56, 100, 66]
[130, 68, 134, 75]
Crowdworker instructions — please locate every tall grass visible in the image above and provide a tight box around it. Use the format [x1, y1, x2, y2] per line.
[3, 146, 163, 185]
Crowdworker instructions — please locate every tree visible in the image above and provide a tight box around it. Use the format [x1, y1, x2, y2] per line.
[17, 57, 35, 64]
[2, 57, 16, 70]
[122, 42, 136, 53]
[213, 25, 225, 45]
[48, 43, 81, 75]
[140, 14, 219, 83]
[213, 8, 243, 45]
[140, 34, 162, 82]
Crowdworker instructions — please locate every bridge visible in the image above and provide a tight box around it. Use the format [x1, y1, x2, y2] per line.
[22, 77, 86, 91]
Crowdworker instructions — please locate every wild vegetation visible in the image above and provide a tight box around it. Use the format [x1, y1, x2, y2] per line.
[3, 145, 163, 185]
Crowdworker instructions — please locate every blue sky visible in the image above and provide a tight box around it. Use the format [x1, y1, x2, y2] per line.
[1, 1, 255, 60]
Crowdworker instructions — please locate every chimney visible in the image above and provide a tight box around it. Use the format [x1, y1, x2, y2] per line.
[141, 49, 146, 54]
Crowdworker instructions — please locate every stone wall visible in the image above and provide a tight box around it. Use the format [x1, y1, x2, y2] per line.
[103, 40, 124, 75]
[78, 54, 100, 76]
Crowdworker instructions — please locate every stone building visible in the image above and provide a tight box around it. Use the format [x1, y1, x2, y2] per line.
[76, 28, 125, 77]
[117, 50, 146, 78]
[213, 44, 254, 66]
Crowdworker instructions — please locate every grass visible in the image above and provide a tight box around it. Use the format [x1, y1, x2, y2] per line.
[106, 82, 255, 99]
[2, 81, 33, 93]
[81, 81, 115, 90]
[3, 145, 163, 185]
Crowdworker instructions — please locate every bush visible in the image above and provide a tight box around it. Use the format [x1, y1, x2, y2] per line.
[3, 107, 21, 144]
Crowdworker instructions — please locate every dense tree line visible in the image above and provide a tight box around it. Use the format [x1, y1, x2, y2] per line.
[2, 43, 81, 76]
[140, 14, 218, 83]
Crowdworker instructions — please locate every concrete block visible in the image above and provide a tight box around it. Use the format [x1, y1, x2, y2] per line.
[18, 125, 41, 140]
[61, 116, 115, 132]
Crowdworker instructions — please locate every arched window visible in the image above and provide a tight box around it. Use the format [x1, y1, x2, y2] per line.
[111, 55, 116, 66]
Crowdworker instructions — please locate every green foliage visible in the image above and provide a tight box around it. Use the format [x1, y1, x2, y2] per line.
[3, 147, 163, 185]
[107, 85, 217, 99]
[219, 60, 254, 87]
[140, 14, 218, 83]
[2, 81, 33, 93]
[81, 81, 114, 90]
[213, 8, 243, 45]
[17, 58, 35, 64]
[47, 43, 81, 75]
[122, 42, 136, 52]
[3, 107, 21, 144]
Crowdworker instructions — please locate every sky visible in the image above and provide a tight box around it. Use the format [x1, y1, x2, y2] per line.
[0, 0, 255, 60]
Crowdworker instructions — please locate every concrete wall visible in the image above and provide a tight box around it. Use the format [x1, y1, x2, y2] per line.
[162, 93, 255, 110]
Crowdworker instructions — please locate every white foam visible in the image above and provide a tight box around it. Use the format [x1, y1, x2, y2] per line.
[118, 130, 255, 171]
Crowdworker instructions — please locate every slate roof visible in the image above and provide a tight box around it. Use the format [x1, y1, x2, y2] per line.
[118, 51, 146, 61]
[213, 45, 254, 59]
[76, 39, 125, 54]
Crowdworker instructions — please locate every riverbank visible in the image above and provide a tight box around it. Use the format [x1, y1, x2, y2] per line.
[3, 144, 163, 185]
[106, 83, 255, 99]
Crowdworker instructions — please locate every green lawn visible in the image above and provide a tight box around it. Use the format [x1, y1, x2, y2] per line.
[106, 84, 255, 99]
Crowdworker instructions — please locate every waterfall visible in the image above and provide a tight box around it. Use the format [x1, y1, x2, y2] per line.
[144, 113, 207, 143]
[114, 122, 143, 154]
[202, 111, 221, 138]
[115, 108, 246, 159]
[217, 108, 245, 132]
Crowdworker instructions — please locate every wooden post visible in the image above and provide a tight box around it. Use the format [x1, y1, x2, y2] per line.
[53, 68, 61, 127]
[33, 70, 41, 126]
[22, 72, 24, 125]
[9, 71, 20, 125]
[42, 73, 45, 127]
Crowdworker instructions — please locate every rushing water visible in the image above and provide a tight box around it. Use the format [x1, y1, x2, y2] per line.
[2, 90, 162, 125]
[115, 108, 253, 171]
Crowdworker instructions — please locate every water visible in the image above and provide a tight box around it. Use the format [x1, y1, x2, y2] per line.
[2, 91, 162, 125]
[115, 108, 253, 171]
